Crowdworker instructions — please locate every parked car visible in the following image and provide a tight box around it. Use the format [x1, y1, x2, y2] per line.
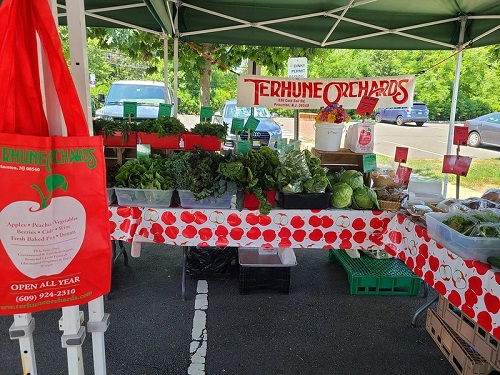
[464, 112, 500, 148]
[95, 80, 174, 121]
[213, 99, 282, 149]
[374, 102, 429, 126]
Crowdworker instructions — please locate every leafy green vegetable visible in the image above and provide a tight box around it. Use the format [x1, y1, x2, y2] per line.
[303, 175, 329, 193]
[443, 215, 478, 234]
[191, 122, 227, 141]
[352, 186, 380, 210]
[93, 118, 138, 143]
[218, 146, 280, 214]
[166, 149, 235, 200]
[340, 169, 364, 191]
[115, 155, 174, 190]
[137, 116, 187, 136]
[330, 182, 353, 208]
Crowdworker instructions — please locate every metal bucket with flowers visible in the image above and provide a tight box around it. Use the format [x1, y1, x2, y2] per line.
[314, 103, 350, 151]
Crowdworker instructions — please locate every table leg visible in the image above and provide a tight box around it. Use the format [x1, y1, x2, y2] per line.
[411, 294, 438, 327]
[182, 246, 188, 301]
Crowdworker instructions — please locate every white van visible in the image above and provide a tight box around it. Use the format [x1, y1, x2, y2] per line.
[95, 80, 174, 121]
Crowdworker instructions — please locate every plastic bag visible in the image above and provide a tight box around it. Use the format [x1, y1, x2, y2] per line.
[345, 121, 375, 153]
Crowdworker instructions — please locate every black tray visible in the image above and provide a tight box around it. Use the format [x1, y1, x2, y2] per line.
[276, 192, 332, 209]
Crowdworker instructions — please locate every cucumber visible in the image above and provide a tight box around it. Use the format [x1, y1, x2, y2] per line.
[487, 256, 500, 268]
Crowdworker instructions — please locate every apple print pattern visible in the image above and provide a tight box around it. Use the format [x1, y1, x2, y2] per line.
[108, 207, 500, 341]
[380, 213, 500, 341]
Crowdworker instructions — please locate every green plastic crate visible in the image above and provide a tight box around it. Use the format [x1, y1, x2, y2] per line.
[330, 249, 421, 296]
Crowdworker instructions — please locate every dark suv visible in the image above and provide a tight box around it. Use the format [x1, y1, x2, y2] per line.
[374, 102, 429, 126]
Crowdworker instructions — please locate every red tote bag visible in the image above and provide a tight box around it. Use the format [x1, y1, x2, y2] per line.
[0, 0, 111, 314]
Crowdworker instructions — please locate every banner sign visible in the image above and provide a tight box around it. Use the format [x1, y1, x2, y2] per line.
[237, 74, 416, 110]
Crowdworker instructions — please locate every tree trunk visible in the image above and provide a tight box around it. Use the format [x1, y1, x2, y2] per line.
[199, 43, 212, 108]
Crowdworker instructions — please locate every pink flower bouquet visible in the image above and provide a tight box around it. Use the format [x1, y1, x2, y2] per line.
[315, 102, 350, 124]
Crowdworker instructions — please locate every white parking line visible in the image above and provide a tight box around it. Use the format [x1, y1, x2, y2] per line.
[188, 280, 208, 375]
[379, 140, 443, 157]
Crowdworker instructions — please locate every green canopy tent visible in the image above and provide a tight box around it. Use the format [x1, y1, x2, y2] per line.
[56, 0, 499, 198]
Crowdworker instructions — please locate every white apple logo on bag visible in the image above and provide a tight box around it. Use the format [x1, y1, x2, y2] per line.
[0, 174, 86, 279]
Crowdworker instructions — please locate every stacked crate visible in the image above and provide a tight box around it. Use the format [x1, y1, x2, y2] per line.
[426, 295, 499, 375]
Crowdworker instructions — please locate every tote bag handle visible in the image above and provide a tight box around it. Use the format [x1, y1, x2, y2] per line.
[0, 0, 89, 137]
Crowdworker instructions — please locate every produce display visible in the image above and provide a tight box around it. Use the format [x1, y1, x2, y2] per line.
[107, 146, 383, 213]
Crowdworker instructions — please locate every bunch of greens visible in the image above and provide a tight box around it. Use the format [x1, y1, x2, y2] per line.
[275, 149, 329, 194]
[93, 118, 137, 143]
[114, 155, 174, 190]
[191, 122, 227, 141]
[166, 149, 236, 200]
[137, 116, 187, 137]
[443, 214, 478, 235]
[218, 146, 280, 215]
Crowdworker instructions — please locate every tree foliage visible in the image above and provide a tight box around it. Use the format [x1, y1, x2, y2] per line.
[76, 28, 499, 120]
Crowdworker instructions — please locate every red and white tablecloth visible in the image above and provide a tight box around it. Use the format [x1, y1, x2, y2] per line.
[109, 206, 393, 254]
[377, 213, 500, 340]
[108, 206, 500, 340]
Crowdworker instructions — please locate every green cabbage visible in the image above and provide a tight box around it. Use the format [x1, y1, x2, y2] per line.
[340, 170, 364, 190]
[330, 182, 353, 208]
[352, 186, 380, 210]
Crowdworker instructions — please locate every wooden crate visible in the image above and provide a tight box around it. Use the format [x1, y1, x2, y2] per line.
[311, 147, 374, 186]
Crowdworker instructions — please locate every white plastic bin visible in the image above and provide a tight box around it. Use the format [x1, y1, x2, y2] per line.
[425, 212, 500, 261]
[115, 188, 174, 207]
[178, 190, 233, 209]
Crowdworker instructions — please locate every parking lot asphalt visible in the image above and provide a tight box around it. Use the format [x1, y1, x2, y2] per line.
[1, 243, 455, 375]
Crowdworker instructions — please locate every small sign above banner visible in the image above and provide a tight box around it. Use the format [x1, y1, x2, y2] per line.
[237, 74, 416, 110]
[288, 57, 308, 78]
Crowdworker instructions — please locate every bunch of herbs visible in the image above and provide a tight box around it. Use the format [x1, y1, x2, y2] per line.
[191, 122, 227, 141]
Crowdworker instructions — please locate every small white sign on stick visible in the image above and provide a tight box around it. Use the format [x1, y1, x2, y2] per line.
[288, 57, 307, 78]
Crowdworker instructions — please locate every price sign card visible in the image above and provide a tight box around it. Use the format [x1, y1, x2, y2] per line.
[158, 103, 172, 118]
[442, 155, 472, 176]
[123, 102, 137, 119]
[200, 106, 213, 122]
[237, 140, 252, 154]
[230, 118, 245, 134]
[362, 154, 377, 173]
[244, 116, 260, 132]
[394, 147, 409, 163]
[394, 165, 412, 186]
[453, 126, 469, 146]
[136, 144, 151, 159]
[355, 96, 379, 117]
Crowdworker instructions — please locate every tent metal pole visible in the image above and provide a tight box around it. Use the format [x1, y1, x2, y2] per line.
[173, 3, 179, 117]
[164, 34, 169, 105]
[443, 15, 467, 199]
[66, 0, 92, 132]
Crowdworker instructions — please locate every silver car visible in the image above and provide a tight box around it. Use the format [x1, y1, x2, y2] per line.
[213, 99, 282, 149]
[465, 112, 500, 147]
